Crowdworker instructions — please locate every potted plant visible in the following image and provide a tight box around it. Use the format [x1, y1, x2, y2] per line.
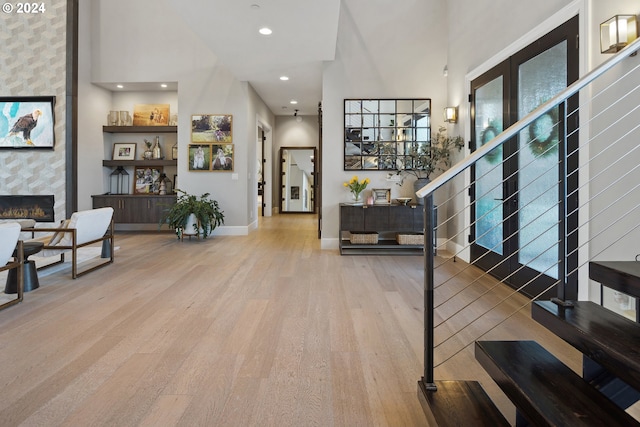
[391, 126, 464, 203]
[160, 189, 224, 239]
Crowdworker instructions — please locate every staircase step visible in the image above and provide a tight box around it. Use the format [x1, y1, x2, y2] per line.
[417, 380, 509, 427]
[475, 340, 639, 427]
[590, 261, 640, 298]
[532, 300, 640, 391]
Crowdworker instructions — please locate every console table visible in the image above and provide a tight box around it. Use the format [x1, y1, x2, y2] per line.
[339, 203, 429, 255]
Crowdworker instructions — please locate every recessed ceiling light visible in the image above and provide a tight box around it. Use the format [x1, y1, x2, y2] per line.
[290, 100, 298, 104]
[259, 27, 272, 36]
[160, 83, 168, 88]
[280, 76, 289, 81]
[116, 84, 124, 89]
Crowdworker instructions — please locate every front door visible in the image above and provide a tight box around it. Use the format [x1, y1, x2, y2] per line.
[470, 16, 579, 298]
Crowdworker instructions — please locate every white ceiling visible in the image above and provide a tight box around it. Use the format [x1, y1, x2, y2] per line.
[165, 0, 342, 117]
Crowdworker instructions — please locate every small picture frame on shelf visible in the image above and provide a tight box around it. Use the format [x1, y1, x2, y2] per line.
[112, 143, 136, 161]
[133, 104, 170, 126]
[372, 188, 391, 204]
[134, 166, 163, 194]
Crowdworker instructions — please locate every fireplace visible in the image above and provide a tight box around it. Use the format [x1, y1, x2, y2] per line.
[0, 195, 55, 222]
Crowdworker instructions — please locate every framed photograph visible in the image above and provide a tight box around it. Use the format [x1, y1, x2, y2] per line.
[133, 104, 170, 126]
[211, 143, 233, 171]
[191, 114, 232, 143]
[372, 188, 391, 204]
[0, 96, 56, 149]
[112, 143, 136, 161]
[189, 144, 211, 171]
[291, 186, 300, 200]
[134, 166, 163, 194]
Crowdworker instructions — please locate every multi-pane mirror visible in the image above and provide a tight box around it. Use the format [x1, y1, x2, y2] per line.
[344, 98, 431, 171]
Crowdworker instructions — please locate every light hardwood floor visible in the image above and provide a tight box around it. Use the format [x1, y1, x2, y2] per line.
[0, 214, 583, 426]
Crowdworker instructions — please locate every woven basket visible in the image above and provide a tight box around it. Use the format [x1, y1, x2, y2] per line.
[396, 233, 424, 245]
[350, 232, 379, 244]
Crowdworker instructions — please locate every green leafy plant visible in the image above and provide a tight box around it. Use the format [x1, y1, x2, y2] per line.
[159, 189, 224, 239]
[399, 126, 464, 179]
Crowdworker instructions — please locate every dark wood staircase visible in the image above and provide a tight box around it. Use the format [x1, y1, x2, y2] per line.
[419, 261, 640, 426]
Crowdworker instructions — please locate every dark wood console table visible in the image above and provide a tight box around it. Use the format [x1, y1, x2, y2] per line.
[339, 203, 428, 255]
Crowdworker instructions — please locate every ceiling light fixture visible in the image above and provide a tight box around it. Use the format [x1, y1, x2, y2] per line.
[116, 84, 124, 89]
[259, 27, 272, 36]
[280, 76, 289, 81]
[160, 84, 167, 88]
[290, 100, 298, 104]
[294, 109, 302, 123]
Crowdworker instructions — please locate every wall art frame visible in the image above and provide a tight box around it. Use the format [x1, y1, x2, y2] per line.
[133, 104, 170, 126]
[191, 114, 232, 143]
[0, 96, 56, 149]
[211, 143, 234, 171]
[188, 144, 211, 171]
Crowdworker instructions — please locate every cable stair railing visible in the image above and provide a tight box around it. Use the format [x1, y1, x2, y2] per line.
[416, 37, 640, 425]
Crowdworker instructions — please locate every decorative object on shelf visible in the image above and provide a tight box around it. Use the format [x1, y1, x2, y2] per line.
[108, 111, 119, 126]
[350, 232, 379, 245]
[112, 142, 136, 161]
[171, 142, 178, 160]
[143, 139, 154, 160]
[109, 166, 130, 195]
[134, 166, 162, 194]
[343, 175, 370, 205]
[191, 114, 232, 143]
[211, 143, 233, 171]
[133, 104, 170, 126]
[188, 144, 211, 171]
[372, 188, 391, 205]
[0, 95, 55, 149]
[159, 189, 225, 239]
[157, 173, 172, 195]
[169, 114, 178, 126]
[396, 197, 412, 205]
[152, 136, 162, 159]
[119, 111, 131, 126]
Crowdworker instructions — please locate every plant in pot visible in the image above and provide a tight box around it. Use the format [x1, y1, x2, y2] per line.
[392, 126, 464, 204]
[160, 189, 225, 239]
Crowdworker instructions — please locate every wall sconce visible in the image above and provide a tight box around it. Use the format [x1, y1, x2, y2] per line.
[444, 106, 458, 123]
[600, 15, 638, 54]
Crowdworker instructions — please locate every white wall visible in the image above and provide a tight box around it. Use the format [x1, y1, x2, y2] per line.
[321, 0, 449, 248]
[80, 0, 275, 233]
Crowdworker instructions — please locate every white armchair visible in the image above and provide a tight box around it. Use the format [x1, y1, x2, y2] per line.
[24, 207, 115, 279]
[0, 222, 24, 309]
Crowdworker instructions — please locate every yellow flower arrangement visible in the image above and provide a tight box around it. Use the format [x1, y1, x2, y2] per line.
[343, 175, 370, 201]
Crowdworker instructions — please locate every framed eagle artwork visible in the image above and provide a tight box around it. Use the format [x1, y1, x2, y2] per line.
[0, 96, 56, 149]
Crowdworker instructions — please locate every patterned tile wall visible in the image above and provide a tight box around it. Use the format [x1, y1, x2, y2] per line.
[0, 0, 67, 222]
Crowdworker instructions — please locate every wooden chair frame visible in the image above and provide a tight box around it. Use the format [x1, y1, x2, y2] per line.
[23, 217, 114, 279]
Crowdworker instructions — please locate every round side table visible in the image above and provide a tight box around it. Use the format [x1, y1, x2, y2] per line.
[4, 241, 44, 294]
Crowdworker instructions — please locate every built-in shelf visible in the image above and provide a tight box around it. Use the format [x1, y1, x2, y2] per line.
[103, 125, 177, 133]
[103, 159, 177, 167]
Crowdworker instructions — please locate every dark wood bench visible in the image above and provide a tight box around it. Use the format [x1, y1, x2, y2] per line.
[475, 340, 639, 426]
[417, 379, 509, 426]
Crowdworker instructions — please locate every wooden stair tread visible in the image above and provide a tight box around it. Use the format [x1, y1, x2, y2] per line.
[532, 300, 640, 391]
[476, 340, 639, 426]
[589, 261, 640, 298]
[417, 380, 509, 427]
